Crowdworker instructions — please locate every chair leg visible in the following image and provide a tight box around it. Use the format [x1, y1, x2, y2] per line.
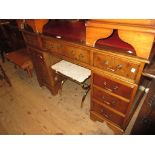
[0, 50, 5, 63]
[0, 64, 12, 87]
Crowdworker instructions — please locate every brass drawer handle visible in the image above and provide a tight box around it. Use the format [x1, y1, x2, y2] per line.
[101, 110, 110, 119]
[106, 64, 123, 72]
[79, 54, 84, 59]
[103, 82, 119, 92]
[54, 76, 58, 81]
[39, 56, 43, 59]
[102, 96, 116, 106]
[104, 100, 111, 105]
[103, 114, 110, 119]
[113, 86, 118, 91]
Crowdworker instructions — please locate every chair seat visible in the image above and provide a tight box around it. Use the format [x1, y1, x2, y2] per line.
[5, 48, 33, 77]
[5, 48, 33, 69]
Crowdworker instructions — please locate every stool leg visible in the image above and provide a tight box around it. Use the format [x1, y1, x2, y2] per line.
[58, 80, 66, 95]
[81, 86, 90, 108]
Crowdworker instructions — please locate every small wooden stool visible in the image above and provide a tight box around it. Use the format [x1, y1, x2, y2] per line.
[5, 48, 33, 78]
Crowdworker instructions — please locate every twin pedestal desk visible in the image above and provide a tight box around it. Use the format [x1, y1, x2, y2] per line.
[21, 20, 155, 134]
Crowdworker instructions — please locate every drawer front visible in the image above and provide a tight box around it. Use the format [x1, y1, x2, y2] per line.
[93, 86, 129, 114]
[63, 45, 76, 59]
[93, 52, 140, 80]
[74, 48, 90, 64]
[63, 45, 90, 64]
[42, 38, 63, 55]
[93, 73, 134, 99]
[23, 32, 39, 47]
[91, 101, 124, 127]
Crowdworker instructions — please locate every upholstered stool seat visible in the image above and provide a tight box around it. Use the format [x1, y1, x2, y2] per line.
[51, 60, 91, 108]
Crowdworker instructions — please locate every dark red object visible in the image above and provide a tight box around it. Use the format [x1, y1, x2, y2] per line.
[43, 20, 136, 55]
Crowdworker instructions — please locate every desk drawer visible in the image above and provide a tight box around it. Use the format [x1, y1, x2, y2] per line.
[93, 73, 135, 99]
[63, 45, 90, 64]
[42, 37, 63, 55]
[63, 45, 76, 59]
[74, 48, 90, 64]
[93, 52, 140, 80]
[93, 86, 129, 114]
[91, 101, 124, 127]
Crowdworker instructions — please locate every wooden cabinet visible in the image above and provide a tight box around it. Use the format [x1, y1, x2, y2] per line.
[92, 86, 129, 114]
[93, 73, 136, 99]
[91, 49, 146, 132]
[27, 47, 61, 95]
[91, 72, 138, 131]
[91, 100, 125, 127]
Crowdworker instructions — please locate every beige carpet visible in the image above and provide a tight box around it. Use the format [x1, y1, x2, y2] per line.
[0, 59, 115, 135]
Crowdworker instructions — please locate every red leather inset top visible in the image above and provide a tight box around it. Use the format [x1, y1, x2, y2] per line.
[96, 30, 136, 55]
[43, 20, 136, 55]
[43, 20, 86, 43]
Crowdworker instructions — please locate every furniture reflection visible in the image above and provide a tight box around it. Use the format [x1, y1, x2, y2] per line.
[20, 19, 155, 134]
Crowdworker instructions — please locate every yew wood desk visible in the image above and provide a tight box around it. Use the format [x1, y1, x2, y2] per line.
[21, 19, 155, 134]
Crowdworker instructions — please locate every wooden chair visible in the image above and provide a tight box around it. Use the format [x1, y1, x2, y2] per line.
[5, 48, 33, 78]
[0, 63, 12, 87]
